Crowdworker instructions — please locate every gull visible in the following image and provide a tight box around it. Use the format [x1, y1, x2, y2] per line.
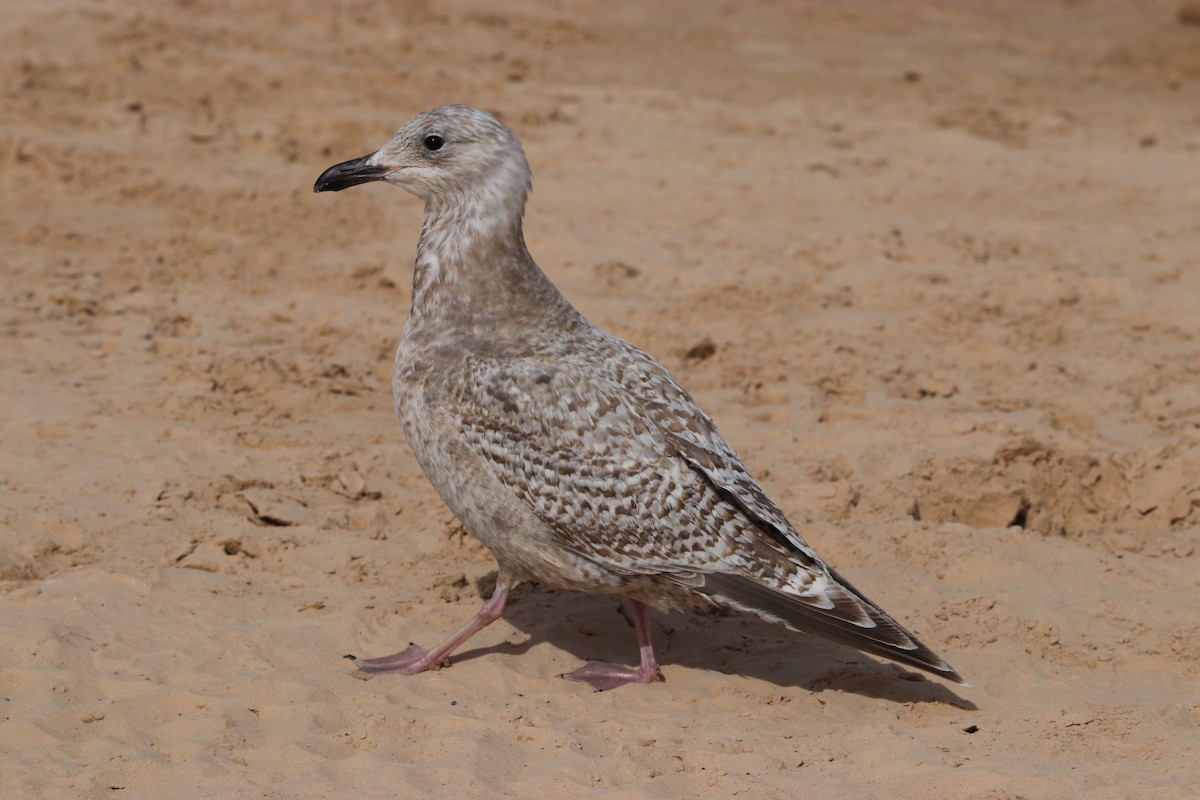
[314, 105, 965, 690]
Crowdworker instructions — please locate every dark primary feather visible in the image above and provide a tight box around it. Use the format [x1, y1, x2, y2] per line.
[701, 572, 967, 685]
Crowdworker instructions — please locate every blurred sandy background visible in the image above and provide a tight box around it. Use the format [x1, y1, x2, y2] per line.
[2, 1, 1199, 797]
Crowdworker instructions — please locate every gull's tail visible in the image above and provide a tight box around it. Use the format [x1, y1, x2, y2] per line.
[701, 570, 967, 686]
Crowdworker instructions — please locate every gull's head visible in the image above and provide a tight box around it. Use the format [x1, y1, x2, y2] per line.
[314, 105, 531, 211]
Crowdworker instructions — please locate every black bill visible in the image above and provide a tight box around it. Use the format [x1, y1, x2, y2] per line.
[313, 153, 389, 192]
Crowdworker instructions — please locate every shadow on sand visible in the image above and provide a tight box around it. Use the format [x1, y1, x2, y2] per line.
[368, 573, 975, 709]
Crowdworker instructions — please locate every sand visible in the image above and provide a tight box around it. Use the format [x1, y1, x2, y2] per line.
[2, 1, 1198, 797]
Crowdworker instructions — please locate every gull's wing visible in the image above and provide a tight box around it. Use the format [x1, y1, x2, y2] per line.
[450, 337, 964, 684]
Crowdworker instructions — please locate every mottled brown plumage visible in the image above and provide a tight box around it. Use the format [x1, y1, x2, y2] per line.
[314, 105, 965, 690]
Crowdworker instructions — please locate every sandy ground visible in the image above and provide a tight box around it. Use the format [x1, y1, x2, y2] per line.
[2, 1, 1199, 797]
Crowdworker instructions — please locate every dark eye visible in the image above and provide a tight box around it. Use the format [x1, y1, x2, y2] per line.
[423, 134, 445, 151]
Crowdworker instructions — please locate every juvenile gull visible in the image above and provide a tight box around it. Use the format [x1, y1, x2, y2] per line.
[314, 105, 965, 690]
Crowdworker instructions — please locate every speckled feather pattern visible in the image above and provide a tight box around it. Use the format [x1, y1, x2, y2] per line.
[339, 105, 962, 684]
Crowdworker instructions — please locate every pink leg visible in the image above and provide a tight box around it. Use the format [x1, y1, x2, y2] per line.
[350, 584, 509, 677]
[563, 599, 663, 691]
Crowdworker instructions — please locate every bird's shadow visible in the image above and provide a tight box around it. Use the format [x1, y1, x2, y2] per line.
[442, 575, 975, 709]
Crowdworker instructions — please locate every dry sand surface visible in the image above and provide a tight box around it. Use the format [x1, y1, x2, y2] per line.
[3, 1, 1199, 797]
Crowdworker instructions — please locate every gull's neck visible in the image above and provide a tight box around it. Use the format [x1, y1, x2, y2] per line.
[407, 177, 575, 336]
